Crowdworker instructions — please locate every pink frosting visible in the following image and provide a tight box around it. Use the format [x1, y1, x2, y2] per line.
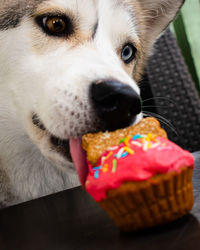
[85, 135, 194, 202]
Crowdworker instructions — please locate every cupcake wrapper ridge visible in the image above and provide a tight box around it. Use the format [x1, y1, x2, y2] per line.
[99, 167, 194, 231]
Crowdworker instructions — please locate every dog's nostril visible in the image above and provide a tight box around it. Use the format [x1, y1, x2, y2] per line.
[90, 80, 142, 131]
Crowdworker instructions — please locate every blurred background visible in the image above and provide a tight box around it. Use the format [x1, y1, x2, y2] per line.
[171, 0, 200, 93]
[140, 0, 200, 152]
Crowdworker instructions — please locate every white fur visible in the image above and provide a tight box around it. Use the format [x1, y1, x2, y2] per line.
[0, 0, 142, 206]
[0, 0, 183, 206]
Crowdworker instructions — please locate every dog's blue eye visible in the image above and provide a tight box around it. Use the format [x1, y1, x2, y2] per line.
[121, 44, 136, 64]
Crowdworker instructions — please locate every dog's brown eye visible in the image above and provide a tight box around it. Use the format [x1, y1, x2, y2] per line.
[46, 17, 66, 33]
[36, 14, 73, 37]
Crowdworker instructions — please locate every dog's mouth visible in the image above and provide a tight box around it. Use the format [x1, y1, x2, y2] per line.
[32, 113, 88, 185]
[32, 113, 72, 160]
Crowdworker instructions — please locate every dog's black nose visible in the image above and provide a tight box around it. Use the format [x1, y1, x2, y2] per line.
[90, 80, 142, 131]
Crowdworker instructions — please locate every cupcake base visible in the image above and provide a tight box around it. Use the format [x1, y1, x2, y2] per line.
[99, 167, 194, 231]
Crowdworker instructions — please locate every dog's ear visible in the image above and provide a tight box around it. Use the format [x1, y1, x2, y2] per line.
[139, 0, 184, 39]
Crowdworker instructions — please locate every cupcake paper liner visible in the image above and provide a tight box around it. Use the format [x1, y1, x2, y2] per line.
[99, 167, 194, 231]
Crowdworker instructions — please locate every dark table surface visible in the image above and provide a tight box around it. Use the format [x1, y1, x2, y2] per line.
[0, 152, 200, 250]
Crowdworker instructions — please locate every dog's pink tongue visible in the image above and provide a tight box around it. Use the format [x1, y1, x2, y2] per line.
[70, 138, 88, 186]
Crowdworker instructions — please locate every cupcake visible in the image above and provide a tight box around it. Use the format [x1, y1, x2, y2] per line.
[82, 118, 194, 231]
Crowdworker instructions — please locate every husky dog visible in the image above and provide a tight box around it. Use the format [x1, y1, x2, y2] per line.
[0, 0, 184, 207]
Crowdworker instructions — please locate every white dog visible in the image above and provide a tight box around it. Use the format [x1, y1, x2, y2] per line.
[0, 0, 184, 207]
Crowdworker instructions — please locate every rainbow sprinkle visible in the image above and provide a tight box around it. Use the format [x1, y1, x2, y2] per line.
[124, 136, 131, 147]
[94, 171, 99, 179]
[85, 180, 89, 186]
[112, 159, 117, 173]
[101, 156, 106, 166]
[124, 146, 134, 155]
[121, 152, 129, 158]
[93, 166, 102, 179]
[115, 147, 125, 159]
[105, 151, 113, 160]
[151, 143, 160, 149]
[119, 138, 126, 144]
[107, 146, 118, 151]
[133, 134, 143, 140]
[101, 151, 113, 165]
[102, 164, 109, 173]
[131, 141, 142, 147]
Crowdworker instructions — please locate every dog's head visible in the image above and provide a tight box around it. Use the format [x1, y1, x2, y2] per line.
[0, 0, 184, 183]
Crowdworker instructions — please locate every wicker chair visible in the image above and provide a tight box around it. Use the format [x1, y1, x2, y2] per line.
[140, 29, 200, 153]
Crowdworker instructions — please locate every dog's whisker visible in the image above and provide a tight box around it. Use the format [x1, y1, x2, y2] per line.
[143, 111, 173, 128]
[142, 97, 177, 106]
[143, 111, 179, 136]
[142, 105, 170, 109]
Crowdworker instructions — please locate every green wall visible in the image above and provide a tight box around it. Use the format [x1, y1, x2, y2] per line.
[172, 0, 200, 93]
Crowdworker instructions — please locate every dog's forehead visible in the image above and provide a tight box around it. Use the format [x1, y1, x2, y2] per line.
[0, 0, 136, 30]
[0, 0, 47, 30]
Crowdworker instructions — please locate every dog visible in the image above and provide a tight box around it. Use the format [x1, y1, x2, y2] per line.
[0, 0, 184, 207]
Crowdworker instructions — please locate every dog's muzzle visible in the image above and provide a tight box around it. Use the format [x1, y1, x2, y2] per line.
[90, 80, 142, 131]
[31, 81, 142, 185]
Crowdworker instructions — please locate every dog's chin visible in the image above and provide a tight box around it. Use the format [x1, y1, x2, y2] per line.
[30, 113, 89, 184]
[31, 113, 72, 161]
